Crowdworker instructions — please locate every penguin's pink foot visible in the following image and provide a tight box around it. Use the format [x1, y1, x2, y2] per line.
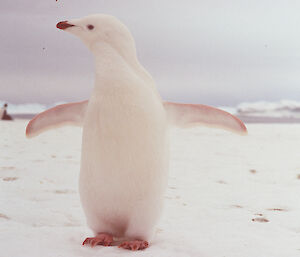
[118, 240, 149, 251]
[82, 233, 113, 247]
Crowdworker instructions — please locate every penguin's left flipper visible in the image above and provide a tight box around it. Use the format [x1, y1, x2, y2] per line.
[26, 100, 88, 138]
[163, 102, 247, 135]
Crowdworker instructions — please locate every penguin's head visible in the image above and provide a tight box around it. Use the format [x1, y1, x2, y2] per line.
[56, 14, 135, 55]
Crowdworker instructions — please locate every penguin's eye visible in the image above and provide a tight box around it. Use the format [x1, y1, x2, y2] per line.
[87, 25, 94, 30]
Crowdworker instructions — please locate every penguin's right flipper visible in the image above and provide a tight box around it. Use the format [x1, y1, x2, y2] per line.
[26, 100, 88, 138]
[164, 101, 247, 135]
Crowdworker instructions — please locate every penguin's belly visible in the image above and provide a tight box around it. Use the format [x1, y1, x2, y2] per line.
[79, 98, 168, 235]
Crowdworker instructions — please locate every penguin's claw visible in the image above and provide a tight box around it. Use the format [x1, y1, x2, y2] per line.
[118, 240, 149, 250]
[82, 233, 113, 247]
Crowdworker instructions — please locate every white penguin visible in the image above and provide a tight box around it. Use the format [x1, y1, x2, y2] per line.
[26, 14, 247, 251]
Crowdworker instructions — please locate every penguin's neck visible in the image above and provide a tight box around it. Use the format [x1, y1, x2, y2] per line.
[91, 42, 154, 90]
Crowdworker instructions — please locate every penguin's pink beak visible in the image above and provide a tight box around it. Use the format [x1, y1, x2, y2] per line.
[56, 21, 75, 30]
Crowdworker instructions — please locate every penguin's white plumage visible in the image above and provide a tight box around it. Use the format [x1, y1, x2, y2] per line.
[65, 14, 169, 245]
[26, 14, 247, 250]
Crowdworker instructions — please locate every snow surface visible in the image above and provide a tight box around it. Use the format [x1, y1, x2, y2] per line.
[0, 120, 300, 257]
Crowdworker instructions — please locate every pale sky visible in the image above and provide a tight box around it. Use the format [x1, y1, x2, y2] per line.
[1, 0, 300, 106]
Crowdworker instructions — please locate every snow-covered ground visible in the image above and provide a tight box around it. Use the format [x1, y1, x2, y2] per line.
[0, 120, 300, 257]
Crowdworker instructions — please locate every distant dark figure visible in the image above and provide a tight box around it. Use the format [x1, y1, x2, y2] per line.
[0, 103, 13, 121]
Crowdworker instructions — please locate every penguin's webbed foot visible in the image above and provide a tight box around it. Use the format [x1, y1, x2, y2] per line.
[82, 233, 113, 247]
[118, 240, 149, 250]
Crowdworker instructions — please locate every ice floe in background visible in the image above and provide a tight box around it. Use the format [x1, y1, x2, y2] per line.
[1, 100, 300, 122]
[0, 101, 65, 114]
[236, 100, 300, 119]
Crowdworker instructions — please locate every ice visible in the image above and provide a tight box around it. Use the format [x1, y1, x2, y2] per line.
[236, 100, 300, 119]
[3, 99, 300, 120]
